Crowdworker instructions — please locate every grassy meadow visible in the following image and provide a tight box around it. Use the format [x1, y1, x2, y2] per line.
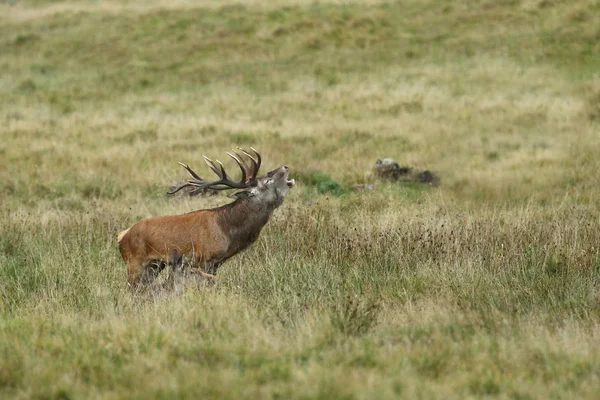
[1, 0, 600, 398]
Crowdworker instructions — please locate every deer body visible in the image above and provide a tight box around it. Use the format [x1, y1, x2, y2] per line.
[117, 148, 294, 287]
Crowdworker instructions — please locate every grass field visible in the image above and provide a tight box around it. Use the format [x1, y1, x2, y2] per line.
[1, 0, 600, 398]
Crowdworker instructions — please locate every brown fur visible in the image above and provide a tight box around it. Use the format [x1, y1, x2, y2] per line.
[119, 198, 271, 286]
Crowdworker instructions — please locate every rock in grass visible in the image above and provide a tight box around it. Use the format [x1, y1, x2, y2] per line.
[374, 158, 437, 184]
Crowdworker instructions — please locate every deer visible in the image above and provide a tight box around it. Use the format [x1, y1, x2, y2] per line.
[117, 147, 295, 288]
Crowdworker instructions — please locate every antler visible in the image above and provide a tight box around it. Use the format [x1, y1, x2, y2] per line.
[227, 147, 261, 183]
[167, 147, 262, 195]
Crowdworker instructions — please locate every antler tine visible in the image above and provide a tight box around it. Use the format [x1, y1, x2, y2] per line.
[177, 162, 203, 181]
[167, 182, 199, 195]
[231, 150, 248, 169]
[250, 147, 262, 170]
[235, 150, 259, 183]
[215, 160, 232, 181]
[203, 156, 223, 179]
[227, 151, 247, 184]
[231, 149, 250, 171]
[238, 146, 256, 163]
[238, 147, 262, 181]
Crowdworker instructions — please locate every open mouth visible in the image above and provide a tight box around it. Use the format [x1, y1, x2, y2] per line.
[286, 179, 295, 187]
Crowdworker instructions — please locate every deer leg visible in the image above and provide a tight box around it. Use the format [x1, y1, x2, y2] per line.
[139, 260, 166, 285]
[205, 261, 223, 276]
[126, 259, 146, 288]
[121, 239, 147, 288]
[158, 250, 183, 291]
[171, 249, 183, 271]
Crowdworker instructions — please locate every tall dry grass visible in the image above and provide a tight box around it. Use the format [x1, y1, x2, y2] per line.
[1, 0, 600, 398]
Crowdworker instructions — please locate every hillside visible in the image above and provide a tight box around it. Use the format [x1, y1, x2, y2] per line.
[1, 1, 600, 398]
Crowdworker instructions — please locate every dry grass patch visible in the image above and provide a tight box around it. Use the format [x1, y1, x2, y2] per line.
[1, 0, 600, 398]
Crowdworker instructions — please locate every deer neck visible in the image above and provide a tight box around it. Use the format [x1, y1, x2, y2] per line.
[215, 197, 273, 251]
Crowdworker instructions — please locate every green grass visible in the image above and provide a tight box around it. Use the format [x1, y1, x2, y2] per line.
[1, 0, 600, 398]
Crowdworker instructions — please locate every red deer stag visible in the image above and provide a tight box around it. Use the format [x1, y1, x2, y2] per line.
[117, 148, 295, 287]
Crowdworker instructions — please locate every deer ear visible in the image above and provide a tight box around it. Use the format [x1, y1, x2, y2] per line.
[228, 189, 253, 199]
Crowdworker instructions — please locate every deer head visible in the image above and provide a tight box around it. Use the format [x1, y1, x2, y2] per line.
[168, 147, 295, 208]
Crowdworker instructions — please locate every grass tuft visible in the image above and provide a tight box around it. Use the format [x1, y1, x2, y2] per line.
[330, 294, 380, 337]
